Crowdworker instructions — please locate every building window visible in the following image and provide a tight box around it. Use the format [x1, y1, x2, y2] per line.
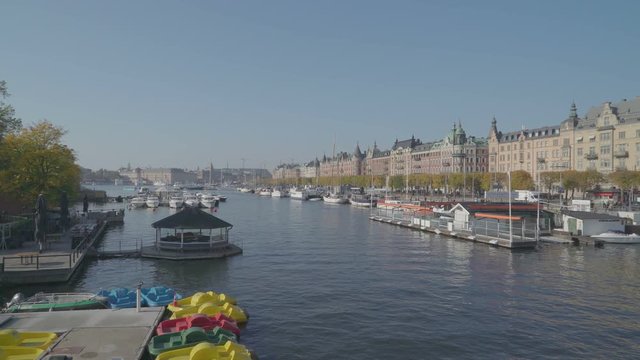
[600, 145, 610, 155]
[577, 148, 583, 156]
[600, 159, 610, 168]
[600, 132, 610, 141]
[637, 129, 640, 138]
[553, 139, 559, 146]
[577, 160, 583, 170]
[589, 146, 596, 155]
[562, 148, 570, 158]
[563, 138, 570, 146]
[604, 116, 610, 126]
[619, 131, 626, 139]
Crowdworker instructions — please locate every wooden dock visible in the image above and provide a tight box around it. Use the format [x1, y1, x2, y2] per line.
[369, 215, 538, 249]
[0, 307, 165, 360]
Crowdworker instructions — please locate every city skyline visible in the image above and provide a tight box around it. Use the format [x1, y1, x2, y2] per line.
[2, 1, 639, 170]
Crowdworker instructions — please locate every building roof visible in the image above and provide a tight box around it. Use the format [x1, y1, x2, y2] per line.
[152, 206, 233, 229]
[561, 210, 621, 221]
[579, 97, 640, 129]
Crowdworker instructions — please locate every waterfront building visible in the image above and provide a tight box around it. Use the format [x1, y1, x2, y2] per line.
[363, 142, 391, 176]
[301, 159, 320, 179]
[489, 97, 640, 178]
[319, 144, 366, 178]
[574, 98, 640, 172]
[411, 123, 488, 174]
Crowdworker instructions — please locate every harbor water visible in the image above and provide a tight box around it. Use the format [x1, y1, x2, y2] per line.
[2, 186, 639, 359]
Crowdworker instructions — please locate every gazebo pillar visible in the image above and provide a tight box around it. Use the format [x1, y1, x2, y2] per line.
[181, 231, 184, 250]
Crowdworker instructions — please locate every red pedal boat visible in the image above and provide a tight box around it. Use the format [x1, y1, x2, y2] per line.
[156, 313, 240, 336]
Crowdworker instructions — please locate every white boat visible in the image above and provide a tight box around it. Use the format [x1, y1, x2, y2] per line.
[183, 194, 200, 207]
[350, 195, 376, 208]
[200, 194, 217, 208]
[130, 196, 147, 208]
[169, 195, 184, 209]
[239, 187, 254, 193]
[290, 188, 308, 200]
[591, 231, 640, 244]
[271, 189, 289, 198]
[323, 193, 348, 204]
[145, 195, 160, 208]
[258, 188, 272, 197]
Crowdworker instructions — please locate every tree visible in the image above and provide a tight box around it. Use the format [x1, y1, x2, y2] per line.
[510, 170, 534, 190]
[539, 172, 558, 193]
[0, 81, 22, 141]
[0, 120, 80, 204]
[562, 170, 580, 199]
[579, 170, 605, 198]
[608, 170, 640, 206]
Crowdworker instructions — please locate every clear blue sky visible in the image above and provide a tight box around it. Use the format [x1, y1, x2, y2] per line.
[2, 0, 639, 171]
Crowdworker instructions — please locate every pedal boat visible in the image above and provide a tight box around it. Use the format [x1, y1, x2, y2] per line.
[148, 327, 237, 357]
[155, 341, 252, 360]
[156, 314, 240, 336]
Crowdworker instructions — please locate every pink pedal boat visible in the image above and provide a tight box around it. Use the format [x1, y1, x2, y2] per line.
[156, 313, 241, 336]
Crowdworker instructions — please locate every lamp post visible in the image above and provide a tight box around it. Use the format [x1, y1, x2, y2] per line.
[508, 169, 513, 243]
[536, 158, 546, 242]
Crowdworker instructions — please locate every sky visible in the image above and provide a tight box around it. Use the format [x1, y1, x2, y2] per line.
[1, 0, 639, 171]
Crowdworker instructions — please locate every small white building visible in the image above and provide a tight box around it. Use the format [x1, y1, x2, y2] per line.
[561, 210, 625, 236]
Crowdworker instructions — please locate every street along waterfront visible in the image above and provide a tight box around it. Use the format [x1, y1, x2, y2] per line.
[2, 189, 639, 359]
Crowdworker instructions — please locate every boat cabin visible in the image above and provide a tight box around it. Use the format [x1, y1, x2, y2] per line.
[561, 210, 625, 236]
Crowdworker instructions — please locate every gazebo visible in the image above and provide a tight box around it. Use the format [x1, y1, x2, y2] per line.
[151, 207, 233, 251]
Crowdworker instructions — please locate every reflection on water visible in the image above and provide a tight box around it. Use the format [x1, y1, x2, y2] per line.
[1, 187, 639, 359]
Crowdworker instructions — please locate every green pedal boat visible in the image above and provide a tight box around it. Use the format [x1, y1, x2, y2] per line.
[148, 326, 238, 357]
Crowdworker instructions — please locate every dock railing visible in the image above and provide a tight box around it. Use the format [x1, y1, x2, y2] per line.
[372, 208, 551, 244]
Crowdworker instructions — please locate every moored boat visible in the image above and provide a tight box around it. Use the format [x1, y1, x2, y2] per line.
[155, 341, 252, 360]
[169, 302, 248, 324]
[289, 188, 308, 200]
[323, 193, 348, 204]
[3, 292, 109, 313]
[349, 194, 376, 207]
[0, 345, 43, 359]
[183, 194, 200, 208]
[199, 194, 217, 208]
[130, 196, 147, 208]
[591, 231, 640, 244]
[258, 188, 272, 196]
[146, 195, 160, 208]
[96, 288, 137, 309]
[141, 287, 182, 307]
[0, 329, 58, 350]
[169, 195, 184, 209]
[156, 313, 240, 336]
[168, 291, 237, 311]
[149, 327, 238, 357]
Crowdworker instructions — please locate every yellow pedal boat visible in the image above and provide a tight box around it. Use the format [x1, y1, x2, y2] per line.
[170, 302, 248, 324]
[0, 329, 57, 350]
[156, 341, 252, 360]
[0, 346, 44, 360]
[168, 292, 236, 313]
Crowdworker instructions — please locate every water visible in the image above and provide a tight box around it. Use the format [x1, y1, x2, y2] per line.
[3, 187, 640, 359]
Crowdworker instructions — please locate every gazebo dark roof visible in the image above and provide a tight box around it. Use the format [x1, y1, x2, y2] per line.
[152, 206, 233, 229]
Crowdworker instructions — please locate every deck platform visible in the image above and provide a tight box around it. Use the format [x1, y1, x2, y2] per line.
[0, 307, 164, 359]
[140, 243, 243, 260]
[369, 216, 538, 249]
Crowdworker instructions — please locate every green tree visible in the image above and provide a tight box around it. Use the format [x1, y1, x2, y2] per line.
[0, 81, 22, 141]
[0, 120, 80, 204]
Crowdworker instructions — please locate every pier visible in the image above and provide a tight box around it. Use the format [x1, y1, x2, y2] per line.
[0, 209, 124, 285]
[369, 205, 540, 249]
[0, 307, 164, 359]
